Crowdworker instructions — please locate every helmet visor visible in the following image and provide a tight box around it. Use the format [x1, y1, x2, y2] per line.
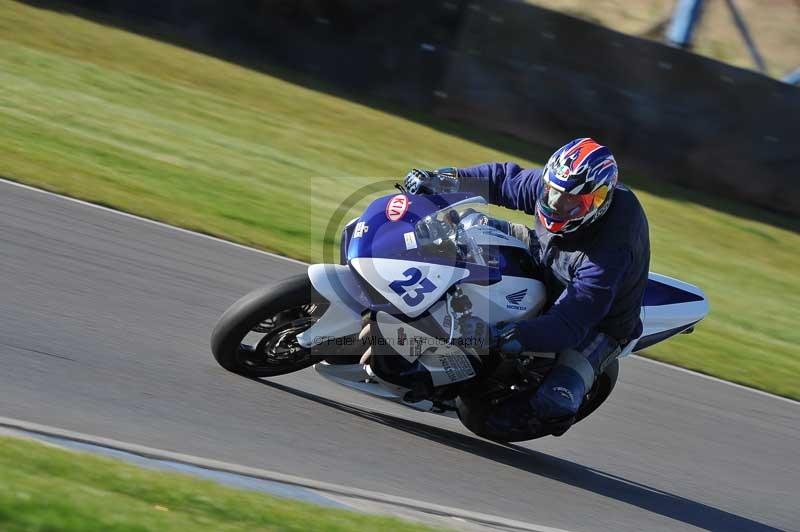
[538, 181, 608, 222]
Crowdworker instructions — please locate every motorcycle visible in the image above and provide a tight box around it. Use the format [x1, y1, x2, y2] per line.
[211, 191, 708, 442]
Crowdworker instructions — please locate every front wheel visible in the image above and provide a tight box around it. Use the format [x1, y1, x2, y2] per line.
[210, 275, 327, 377]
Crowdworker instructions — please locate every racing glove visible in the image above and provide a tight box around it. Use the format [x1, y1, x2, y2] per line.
[404, 167, 460, 195]
[493, 322, 523, 357]
[458, 316, 523, 357]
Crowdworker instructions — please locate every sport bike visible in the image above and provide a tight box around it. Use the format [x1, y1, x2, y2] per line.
[211, 192, 708, 441]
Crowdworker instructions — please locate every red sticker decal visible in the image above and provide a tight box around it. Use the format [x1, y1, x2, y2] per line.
[386, 194, 409, 222]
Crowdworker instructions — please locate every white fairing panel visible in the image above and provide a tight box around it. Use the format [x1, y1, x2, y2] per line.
[314, 362, 403, 399]
[618, 272, 709, 355]
[296, 264, 367, 348]
[375, 311, 441, 363]
[313, 362, 460, 416]
[418, 344, 478, 386]
[350, 258, 470, 318]
[459, 276, 546, 325]
[641, 272, 709, 337]
[375, 311, 476, 386]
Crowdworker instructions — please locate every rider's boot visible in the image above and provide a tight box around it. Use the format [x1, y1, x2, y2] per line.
[530, 364, 587, 436]
[487, 332, 620, 436]
[533, 332, 621, 435]
[484, 360, 588, 435]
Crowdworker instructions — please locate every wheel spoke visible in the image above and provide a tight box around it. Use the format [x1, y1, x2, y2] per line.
[236, 304, 328, 371]
[252, 317, 276, 333]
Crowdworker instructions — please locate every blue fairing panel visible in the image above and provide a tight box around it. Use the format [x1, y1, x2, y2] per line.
[643, 278, 705, 306]
[346, 192, 478, 262]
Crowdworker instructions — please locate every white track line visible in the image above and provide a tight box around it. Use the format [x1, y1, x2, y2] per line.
[630, 355, 800, 406]
[0, 177, 306, 266]
[1, 176, 797, 407]
[0, 416, 572, 532]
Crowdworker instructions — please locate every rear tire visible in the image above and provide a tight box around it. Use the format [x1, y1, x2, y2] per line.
[575, 358, 619, 422]
[211, 274, 326, 377]
[457, 359, 619, 442]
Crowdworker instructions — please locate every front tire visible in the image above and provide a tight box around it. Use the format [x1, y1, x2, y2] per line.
[211, 274, 327, 377]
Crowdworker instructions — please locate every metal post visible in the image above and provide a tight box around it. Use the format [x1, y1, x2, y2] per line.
[723, 0, 767, 74]
[666, 0, 705, 48]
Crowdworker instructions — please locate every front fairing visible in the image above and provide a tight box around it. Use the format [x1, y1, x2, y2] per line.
[346, 192, 480, 263]
[346, 193, 485, 317]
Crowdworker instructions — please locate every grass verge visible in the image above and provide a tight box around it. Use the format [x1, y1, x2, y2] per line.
[0, 0, 798, 399]
[0, 436, 442, 532]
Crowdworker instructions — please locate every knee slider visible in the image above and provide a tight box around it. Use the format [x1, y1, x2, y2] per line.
[534, 365, 586, 419]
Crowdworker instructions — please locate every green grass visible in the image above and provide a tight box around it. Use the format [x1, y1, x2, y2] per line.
[0, 0, 798, 399]
[0, 436, 442, 532]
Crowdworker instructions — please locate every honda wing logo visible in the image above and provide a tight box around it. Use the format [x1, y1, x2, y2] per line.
[505, 288, 528, 310]
[506, 289, 527, 305]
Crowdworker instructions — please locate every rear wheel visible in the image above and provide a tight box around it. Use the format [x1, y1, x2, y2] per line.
[457, 359, 619, 442]
[575, 358, 619, 422]
[210, 275, 327, 377]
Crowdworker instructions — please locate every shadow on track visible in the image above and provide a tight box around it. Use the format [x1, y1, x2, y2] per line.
[255, 378, 780, 532]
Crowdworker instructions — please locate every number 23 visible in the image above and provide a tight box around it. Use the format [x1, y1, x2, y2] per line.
[389, 268, 436, 307]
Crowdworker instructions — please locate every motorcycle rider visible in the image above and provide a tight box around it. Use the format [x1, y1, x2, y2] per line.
[404, 138, 650, 434]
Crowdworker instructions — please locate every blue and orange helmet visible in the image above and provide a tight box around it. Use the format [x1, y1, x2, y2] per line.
[536, 138, 619, 234]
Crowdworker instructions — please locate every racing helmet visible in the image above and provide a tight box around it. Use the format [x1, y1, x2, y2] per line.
[536, 138, 618, 234]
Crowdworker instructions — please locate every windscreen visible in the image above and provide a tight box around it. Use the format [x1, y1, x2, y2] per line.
[413, 199, 490, 265]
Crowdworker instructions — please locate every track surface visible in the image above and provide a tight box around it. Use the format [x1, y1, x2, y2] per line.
[1, 180, 797, 532]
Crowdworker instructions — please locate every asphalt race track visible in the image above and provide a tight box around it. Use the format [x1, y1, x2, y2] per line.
[1, 179, 798, 532]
